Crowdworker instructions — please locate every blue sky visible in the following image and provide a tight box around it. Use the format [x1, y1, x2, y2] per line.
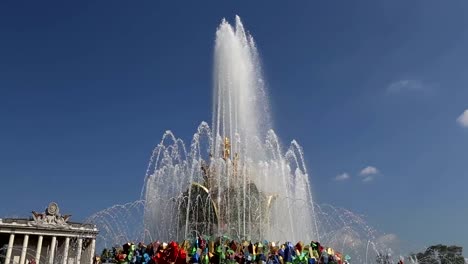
[1, 0, 467, 253]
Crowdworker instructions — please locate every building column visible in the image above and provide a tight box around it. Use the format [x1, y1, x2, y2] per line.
[5, 233, 15, 264]
[35, 235, 43, 264]
[76, 238, 83, 264]
[62, 237, 70, 264]
[88, 239, 96, 264]
[48, 236, 57, 264]
[19, 234, 29, 264]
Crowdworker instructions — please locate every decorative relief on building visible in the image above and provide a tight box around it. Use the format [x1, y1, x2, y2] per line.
[31, 202, 72, 227]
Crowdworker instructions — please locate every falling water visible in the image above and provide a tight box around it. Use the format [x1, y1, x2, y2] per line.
[141, 16, 318, 242]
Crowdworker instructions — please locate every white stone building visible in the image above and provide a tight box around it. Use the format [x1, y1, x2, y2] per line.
[0, 203, 98, 264]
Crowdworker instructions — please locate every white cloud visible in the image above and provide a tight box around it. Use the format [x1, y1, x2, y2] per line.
[360, 166, 379, 175]
[334, 173, 350, 181]
[456, 109, 468, 128]
[362, 176, 374, 182]
[359, 166, 379, 183]
[387, 79, 425, 93]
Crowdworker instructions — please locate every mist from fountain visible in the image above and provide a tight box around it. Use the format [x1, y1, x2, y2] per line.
[85, 202, 401, 262]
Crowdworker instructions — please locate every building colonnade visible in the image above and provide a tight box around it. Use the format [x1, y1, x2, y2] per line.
[0, 203, 98, 264]
[4, 232, 96, 264]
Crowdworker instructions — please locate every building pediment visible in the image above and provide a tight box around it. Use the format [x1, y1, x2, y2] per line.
[30, 202, 72, 228]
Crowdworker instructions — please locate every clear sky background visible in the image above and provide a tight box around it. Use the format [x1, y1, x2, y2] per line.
[1, 0, 467, 254]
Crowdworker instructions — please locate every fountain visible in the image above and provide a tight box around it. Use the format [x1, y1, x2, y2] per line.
[85, 16, 402, 262]
[141, 16, 318, 243]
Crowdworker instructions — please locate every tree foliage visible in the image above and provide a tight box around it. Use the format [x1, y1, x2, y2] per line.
[409, 244, 465, 264]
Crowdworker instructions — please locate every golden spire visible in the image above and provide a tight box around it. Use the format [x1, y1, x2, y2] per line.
[223, 137, 231, 160]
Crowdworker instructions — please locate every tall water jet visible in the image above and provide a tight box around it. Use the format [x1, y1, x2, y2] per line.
[212, 16, 270, 160]
[141, 16, 319, 243]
